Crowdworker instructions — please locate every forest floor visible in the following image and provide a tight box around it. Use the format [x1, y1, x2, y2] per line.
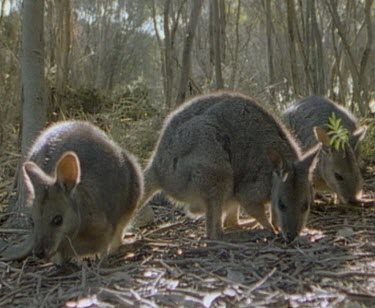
[0, 164, 374, 307]
[0, 112, 375, 307]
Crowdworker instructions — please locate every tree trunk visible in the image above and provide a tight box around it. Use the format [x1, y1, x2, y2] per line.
[11, 0, 47, 221]
[230, 0, 241, 89]
[208, 0, 215, 84]
[265, 0, 275, 97]
[151, 0, 167, 109]
[20, 0, 47, 160]
[330, 25, 345, 104]
[163, 0, 173, 108]
[286, 0, 300, 96]
[325, 0, 360, 110]
[357, 0, 373, 115]
[55, 0, 71, 107]
[311, 0, 325, 95]
[211, 0, 224, 90]
[176, 0, 204, 105]
[219, 0, 226, 63]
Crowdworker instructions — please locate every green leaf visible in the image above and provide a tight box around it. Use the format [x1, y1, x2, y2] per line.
[325, 112, 349, 151]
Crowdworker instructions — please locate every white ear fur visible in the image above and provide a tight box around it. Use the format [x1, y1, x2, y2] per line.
[302, 143, 321, 174]
[353, 126, 367, 150]
[23, 161, 53, 207]
[281, 172, 289, 182]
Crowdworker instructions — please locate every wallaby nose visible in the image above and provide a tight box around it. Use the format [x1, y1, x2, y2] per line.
[345, 190, 363, 205]
[34, 249, 45, 259]
[348, 198, 361, 206]
[285, 231, 297, 242]
[34, 246, 46, 259]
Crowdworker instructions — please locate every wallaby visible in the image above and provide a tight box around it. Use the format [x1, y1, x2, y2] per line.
[14, 121, 143, 263]
[140, 92, 321, 242]
[283, 96, 366, 204]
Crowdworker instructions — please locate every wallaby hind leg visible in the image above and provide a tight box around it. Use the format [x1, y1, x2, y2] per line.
[223, 202, 258, 231]
[222, 203, 274, 241]
[111, 220, 131, 250]
[205, 196, 225, 240]
[139, 166, 160, 206]
[241, 202, 275, 232]
[188, 167, 232, 240]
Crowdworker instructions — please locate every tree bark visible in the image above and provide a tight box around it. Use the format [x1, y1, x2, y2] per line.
[286, 0, 300, 96]
[163, 0, 173, 108]
[265, 0, 275, 97]
[20, 0, 47, 159]
[55, 0, 71, 107]
[176, 0, 204, 105]
[357, 0, 373, 115]
[151, 0, 167, 109]
[311, 0, 325, 95]
[330, 25, 345, 104]
[326, 0, 372, 115]
[211, 0, 224, 90]
[230, 0, 241, 89]
[219, 0, 226, 62]
[9, 0, 47, 222]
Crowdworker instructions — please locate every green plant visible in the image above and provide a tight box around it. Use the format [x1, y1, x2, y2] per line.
[326, 112, 349, 151]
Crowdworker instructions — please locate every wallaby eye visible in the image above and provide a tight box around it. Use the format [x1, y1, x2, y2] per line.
[334, 172, 344, 181]
[52, 215, 63, 226]
[278, 200, 287, 212]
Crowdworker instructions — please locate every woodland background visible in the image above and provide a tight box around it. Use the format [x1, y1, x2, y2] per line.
[0, 1, 375, 307]
[0, 0, 374, 163]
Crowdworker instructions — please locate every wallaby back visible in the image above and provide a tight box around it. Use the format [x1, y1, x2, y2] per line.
[142, 92, 320, 242]
[283, 96, 365, 204]
[23, 121, 143, 263]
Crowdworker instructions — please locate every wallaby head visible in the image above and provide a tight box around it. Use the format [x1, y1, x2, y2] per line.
[23, 151, 82, 260]
[268, 144, 320, 242]
[314, 127, 363, 204]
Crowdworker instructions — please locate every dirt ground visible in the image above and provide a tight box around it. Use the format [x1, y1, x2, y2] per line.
[0, 163, 374, 307]
[0, 113, 374, 307]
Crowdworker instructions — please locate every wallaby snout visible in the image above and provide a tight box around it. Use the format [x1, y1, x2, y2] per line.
[284, 231, 298, 243]
[33, 244, 51, 260]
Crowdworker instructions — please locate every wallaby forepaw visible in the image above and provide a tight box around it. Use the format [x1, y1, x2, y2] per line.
[221, 229, 275, 242]
[0, 242, 33, 261]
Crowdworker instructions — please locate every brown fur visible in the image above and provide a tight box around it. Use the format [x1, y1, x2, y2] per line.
[21, 121, 143, 263]
[140, 92, 320, 241]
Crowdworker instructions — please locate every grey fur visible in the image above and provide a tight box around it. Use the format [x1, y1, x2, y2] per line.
[22, 120, 143, 263]
[141, 92, 320, 242]
[283, 96, 366, 204]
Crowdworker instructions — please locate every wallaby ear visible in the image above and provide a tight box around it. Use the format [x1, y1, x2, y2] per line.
[267, 148, 289, 182]
[352, 126, 366, 151]
[23, 161, 53, 207]
[301, 143, 321, 175]
[313, 127, 330, 147]
[55, 151, 81, 193]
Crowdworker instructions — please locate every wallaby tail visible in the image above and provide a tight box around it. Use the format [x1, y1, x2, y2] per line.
[130, 166, 160, 229]
[139, 165, 160, 207]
